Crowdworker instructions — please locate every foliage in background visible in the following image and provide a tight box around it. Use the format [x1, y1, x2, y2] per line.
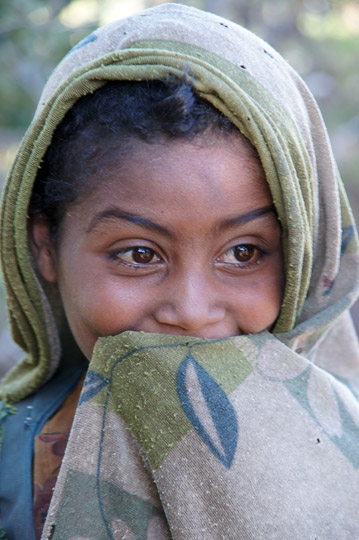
[0, 0, 358, 372]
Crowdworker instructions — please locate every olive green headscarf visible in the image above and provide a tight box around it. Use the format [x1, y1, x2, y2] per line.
[0, 3, 358, 403]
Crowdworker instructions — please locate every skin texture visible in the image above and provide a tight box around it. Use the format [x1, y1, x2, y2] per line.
[30, 135, 284, 360]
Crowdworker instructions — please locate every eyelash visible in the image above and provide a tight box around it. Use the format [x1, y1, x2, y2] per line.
[108, 244, 268, 270]
[108, 246, 162, 267]
[216, 244, 268, 268]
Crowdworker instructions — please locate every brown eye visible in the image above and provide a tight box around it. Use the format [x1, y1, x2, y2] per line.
[111, 246, 160, 265]
[233, 245, 255, 262]
[218, 244, 264, 266]
[131, 247, 156, 264]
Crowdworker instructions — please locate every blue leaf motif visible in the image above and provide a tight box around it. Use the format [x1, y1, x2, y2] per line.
[341, 225, 354, 256]
[65, 32, 98, 57]
[79, 370, 109, 406]
[176, 352, 238, 468]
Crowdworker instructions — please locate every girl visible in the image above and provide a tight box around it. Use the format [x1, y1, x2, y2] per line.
[1, 4, 359, 539]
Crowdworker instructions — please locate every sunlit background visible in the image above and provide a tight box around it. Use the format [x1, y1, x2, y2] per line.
[1, 0, 358, 374]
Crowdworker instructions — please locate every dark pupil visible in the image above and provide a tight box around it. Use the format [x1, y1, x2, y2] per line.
[132, 247, 154, 264]
[234, 245, 254, 262]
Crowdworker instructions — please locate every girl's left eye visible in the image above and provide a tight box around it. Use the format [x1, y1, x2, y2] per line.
[110, 247, 161, 265]
[218, 244, 264, 266]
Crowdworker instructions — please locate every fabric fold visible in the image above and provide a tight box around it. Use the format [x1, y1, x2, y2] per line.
[42, 331, 359, 539]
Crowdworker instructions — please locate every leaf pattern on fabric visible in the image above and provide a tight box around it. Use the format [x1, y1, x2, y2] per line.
[307, 368, 342, 437]
[256, 339, 308, 381]
[79, 370, 109, 406]
[51, 470, 164, 540]
[284, 366, 359, 468]
[335, 381, 359, 428]
[176, 352, 238, 469]
[67, 32, 98, 55]
[341, 225, 355, 255]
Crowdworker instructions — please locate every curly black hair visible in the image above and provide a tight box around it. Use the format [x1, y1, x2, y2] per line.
[29, 78, 255, 237]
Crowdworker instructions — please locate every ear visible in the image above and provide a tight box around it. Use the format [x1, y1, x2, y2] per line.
[28, 215, 58, 283]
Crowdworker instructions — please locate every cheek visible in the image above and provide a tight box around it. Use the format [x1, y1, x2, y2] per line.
[58, 272, 154, 357]
[236, 263, 284, 333]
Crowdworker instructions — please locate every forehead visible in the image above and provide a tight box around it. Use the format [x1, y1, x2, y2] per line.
[84, 135, 272, 216]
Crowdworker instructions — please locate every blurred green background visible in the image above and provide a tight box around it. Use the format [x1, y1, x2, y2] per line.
[0, 0, 358, 374]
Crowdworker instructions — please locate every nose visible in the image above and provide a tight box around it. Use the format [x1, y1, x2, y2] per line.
[152, 272, 226, 335]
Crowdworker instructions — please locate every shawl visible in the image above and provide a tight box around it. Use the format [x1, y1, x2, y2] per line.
[1, 3, 359, 538]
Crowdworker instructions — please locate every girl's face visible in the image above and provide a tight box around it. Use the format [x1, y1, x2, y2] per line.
[32, 136, 284, 360]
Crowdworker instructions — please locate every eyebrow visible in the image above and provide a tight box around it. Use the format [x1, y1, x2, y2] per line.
[87, 208, 173, 237]
[87, 204, 276, 236]
[217, 204, 276, 232]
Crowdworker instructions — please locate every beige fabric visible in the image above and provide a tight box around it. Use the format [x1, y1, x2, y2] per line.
[42, 330, 359, 539]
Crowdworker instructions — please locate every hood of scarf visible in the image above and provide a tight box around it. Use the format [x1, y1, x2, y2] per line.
[1, 3, 358, 403]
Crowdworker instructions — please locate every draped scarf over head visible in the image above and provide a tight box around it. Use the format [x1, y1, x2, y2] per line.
[1, 4, 359, 539]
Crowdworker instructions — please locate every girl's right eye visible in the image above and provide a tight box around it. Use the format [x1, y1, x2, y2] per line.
[109, 246, 161, 265]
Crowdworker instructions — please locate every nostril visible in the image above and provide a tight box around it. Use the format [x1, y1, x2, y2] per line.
[153, 303, 226, 332]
